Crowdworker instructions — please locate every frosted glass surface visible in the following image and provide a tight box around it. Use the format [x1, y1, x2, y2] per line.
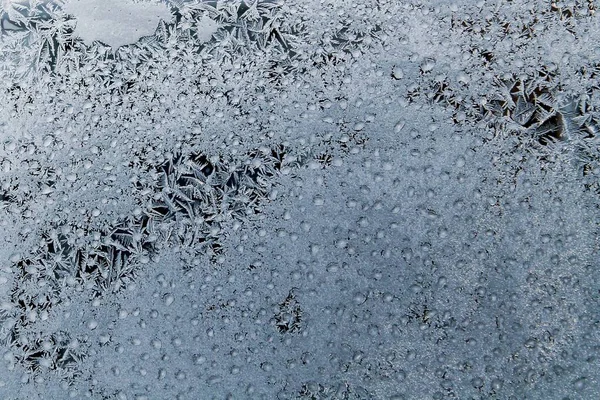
[0, 1, 599, 399]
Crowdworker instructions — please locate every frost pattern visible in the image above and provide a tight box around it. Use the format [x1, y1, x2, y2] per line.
[0, 0, 599, 399]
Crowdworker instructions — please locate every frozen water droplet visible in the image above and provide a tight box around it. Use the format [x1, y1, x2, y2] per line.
[420, 59, 436, 73]
[392, 67, 404, 80]
[573, 377, 587, 390]
[394, 120, 406, 133]
[335, 239, 347, 249]
[99, 334, 110, 345]
[353, 292, 367, 304]
[66, 173, 78, 182]
[457, 72, 470, 84]
[491, 378, 503, 391]
[261, 362, 273, 372]
[471, 377, 484, 389]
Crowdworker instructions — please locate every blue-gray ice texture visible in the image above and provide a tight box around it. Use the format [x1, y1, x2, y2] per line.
[0, 0, 599, 399]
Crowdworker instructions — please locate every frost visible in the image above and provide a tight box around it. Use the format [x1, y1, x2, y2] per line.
[63, 0, 173, 48]
[1, 0, 600, 399]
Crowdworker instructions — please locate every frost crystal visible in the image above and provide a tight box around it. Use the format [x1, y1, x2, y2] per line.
[0, 0, 599, 399]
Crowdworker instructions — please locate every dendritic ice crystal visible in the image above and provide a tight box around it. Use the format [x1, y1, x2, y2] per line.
[0, 0, 599, 399]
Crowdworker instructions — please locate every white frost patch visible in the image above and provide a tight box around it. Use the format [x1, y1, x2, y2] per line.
[196, 15, 219, 42]
[63, 0, 172, 48]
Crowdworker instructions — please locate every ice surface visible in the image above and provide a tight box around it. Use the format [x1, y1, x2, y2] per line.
[0, 0, 599, 399]
[62, 0, 172, 48]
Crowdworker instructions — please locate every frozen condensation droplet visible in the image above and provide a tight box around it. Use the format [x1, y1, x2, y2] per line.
[394, 120, 406, 133]
[392, 67, 404, 80]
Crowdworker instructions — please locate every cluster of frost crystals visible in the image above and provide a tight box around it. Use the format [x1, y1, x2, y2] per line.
[0, 0, 599, 398]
